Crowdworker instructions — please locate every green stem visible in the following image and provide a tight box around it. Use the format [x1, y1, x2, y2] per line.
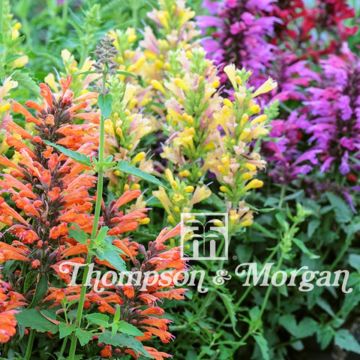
[67, 90, 106, 359]
[25, 330, 35, 360]
[278, 185, 286, 208]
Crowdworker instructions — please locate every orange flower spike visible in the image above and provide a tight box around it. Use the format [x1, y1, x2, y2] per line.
[0, 310, 18, 343]
[39, 83, 54, 108]
[143, 347, 172, 360]
[0, 199, 29, 226]
[5, 120, 33, 140]
[12, 101, 42, 125]
[25, 100, 44, 112]
[1, 174, 37, 199]
[112, 190, 142, 210]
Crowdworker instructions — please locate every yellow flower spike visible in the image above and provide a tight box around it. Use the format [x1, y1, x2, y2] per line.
[212, 79, 220, 88]
[213, 219, 224, 227]
[245, 163, 257, 171]
[252, 114, 268, 125]
[253, 127, 268, 138]
[12, 55, 28, 68]
[127, 28, 137, 43]
[249, 103, 261, 114]
[132, 152, 146, 164]
[153, 187, 172, 214]
[104, 119, 115, 135]
[239, 128, 251, 141]
[174, 78, 189, 91]
[155, 60, 164, 70]
[139, 217, 150, 225]
[182, 113, 194, 125]
[151, 80, 166, 94]
[144, 49, 157, 60]
[241, 172, 253, 181]
[116, 127, 124, 139]
[179, 170, 190, 177]
[165, 169, 175, 184]
[114, 170, 121, 176]
[167, 215, 176, 225]
[0, 103, 11, 113]
[253, 78, 277, 97]
[128, 57, 146, 72]
[220, 185, 230, 193]
[223, 98, 233, 108]
[44, 73, 58, 92]
[191, 186, 211, 205]
[174, 206, 181, 213]
[124, 184, 130, 191]
[203, 142, 215, 151]
[240, 114, 249, 127]
[185, 186, 194, 193]
[131, 184, 141, 190]
[172, 193, 184, 203]
[244, 179, 264, 191]
[240, 219, 253, 227]
[224, 64, 237, 89]
[185, 51, 193, 59]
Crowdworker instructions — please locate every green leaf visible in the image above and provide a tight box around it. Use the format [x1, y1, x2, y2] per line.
[98, 331, 150, 357]
[254, 334, 270, 360]
[43, 140, 92, 166]
[98, 94, 113, 119]
[95, 237, 126, 271]
[293, 238, 319, 259]
[68, 223, 88, 244]
[117, 161, 167, 189]
[16, 309, 58, 333]
[30, 275, 48, 307]
[59, 323, 75, 339]
[349, 254, 360, 271]
[279, 315, 317, 338]
[117, 321, 144, 336]
[218, 292, 238, 336]
[75, 328, 93, 346]
[335, 329, 360, 354]
[326, 192, 352, 223]
[85, 313, 110, 328]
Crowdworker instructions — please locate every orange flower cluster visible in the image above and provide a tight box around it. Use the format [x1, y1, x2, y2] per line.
[0, 78, 186, 359]
[0, 280, 25, 343]
[0, 78, 98, 315]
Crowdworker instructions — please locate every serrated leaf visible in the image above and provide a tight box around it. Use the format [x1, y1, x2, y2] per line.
[293, 238, 319, 259]
[117, 161, 167, 189]
[69, 223, 88, 244]
[75, 328, 93, 346]
[218, 292, 238, 336]
[326, 192, 352, 223]
[95, 237, 126, 271]
[117, 321, 143, 336]
[98, 331, 150, 357]
[85, 313, 110, 328]
[254, 334, 270, 360]
[59, 323, 75, 339]
[16, 309, 58, 333]
[335, 329, 360, 354]
[43, 140, 92, 166]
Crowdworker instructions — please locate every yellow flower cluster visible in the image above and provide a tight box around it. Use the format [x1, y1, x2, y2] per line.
[153, 169, 211, 225]
[0, 0, 28, 77]
[0, 78, 18, 154]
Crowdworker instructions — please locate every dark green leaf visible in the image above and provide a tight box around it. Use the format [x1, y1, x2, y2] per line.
[95, 237, 126, 271]
[43, 140, 92, 166]
[254, 334, 270, 360]
[335, 329, 360, 354]
[30, 275, 48, 307]
[326, 192, 352, 223]
[59, 323, 75, 339]
[69, 223, 88, 244]
[117, 161, 167, 189]
[85, 313, 110, 328]
[117, 321, 144, 336]
[16, 309, 58, 333]
[75, 328, 93, 346]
